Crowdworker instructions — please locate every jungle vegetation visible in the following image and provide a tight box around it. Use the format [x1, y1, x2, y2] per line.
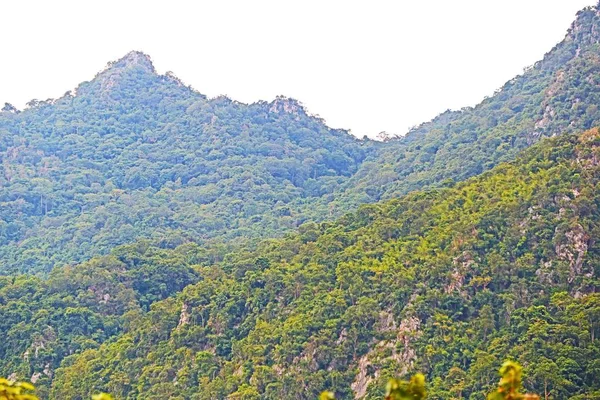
[1, 4, 600, 400]
[1, 5, 600, 275]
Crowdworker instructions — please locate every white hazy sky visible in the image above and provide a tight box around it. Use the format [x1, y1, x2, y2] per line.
[0, 0, 596, 137]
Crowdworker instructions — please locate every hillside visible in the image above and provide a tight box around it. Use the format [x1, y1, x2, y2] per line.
[0, 52, 372, 274]
[1, 130, 595, 399]
[333, 4, 600, 206]
[0, 241, 207, 398]
[3, 5, 600, 275]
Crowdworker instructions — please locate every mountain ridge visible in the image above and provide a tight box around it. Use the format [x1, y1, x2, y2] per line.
[12, 50, 320, 125]
[0, 52, 372, 273]
[1, 3, 600, 277]
[333, 1, 600, 206]
[1, 4, 600, 399]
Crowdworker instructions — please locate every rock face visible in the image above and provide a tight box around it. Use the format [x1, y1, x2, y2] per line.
[351, 314, 421, 399]
[92, 51, 156, 95]
[108, 51, 156, 73]
[351, 353, 374, 399]
[177, 303, 191, 328]
[537, 4, 600, 72]
[446, 252, 472, 295]
[268, 96, 306, 116]
[555, 224, 590, 283]
[568, 5, 600, 48]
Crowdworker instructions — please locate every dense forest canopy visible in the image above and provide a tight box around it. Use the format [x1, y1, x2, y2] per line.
[3, 129, 598, 399]
[0, 51, 373, 274]
[2, 5, 600, 275]
[1, 3, 600, 400]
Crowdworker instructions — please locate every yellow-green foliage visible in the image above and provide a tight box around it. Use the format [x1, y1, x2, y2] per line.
[0, 379, 113, 400]
[41, 131, 600, 399]
[384, 374, 426, 400]
[321, 362, 540, 399]
[5, 362, 540, 399]
[487, 362, 539, 400]
[0, 379, 38, 400]
[91, 394, 114, 400]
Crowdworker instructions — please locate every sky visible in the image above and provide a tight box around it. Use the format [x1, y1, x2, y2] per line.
[0, 0, 596, 138]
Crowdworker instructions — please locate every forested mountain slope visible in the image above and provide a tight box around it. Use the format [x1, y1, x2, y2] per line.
[0, 242, 205, 398]
[0, 52, 373, 274]
[334, 4, 600, 207]
[43, 130, 600, 399]
[2, 4, 600, 275]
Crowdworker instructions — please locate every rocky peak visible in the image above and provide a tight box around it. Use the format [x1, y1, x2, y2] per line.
[268, 96, 306, 116]
[106, 51, 156, 74]
[567, 4, 600, 47]
[535, 4, 600, 72]
[82, 51, 157, 97]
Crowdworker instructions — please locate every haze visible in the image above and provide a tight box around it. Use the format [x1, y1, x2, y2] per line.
[0, 0, 595, 138]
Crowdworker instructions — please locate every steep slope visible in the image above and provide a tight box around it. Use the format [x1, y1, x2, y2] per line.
[48, 130, 600, 399]
[3, 4, 600, 275]
[333, 3, 600, 207]
[0, 242, 203, 398]
[0, 52, 372, 274]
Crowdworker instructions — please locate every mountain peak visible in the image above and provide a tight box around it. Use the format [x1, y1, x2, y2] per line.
[268, 96, 306, 116]
[79, 51, 158, 98]
[569, 4, 600, 44]
[533, 4, 600, 72]
[107, 51, 155, 74]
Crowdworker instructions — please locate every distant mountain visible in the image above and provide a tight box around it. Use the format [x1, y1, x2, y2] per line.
[48, 129, 600, 399]
[0, 51, 373, 273]
[2, 3, 600, 277]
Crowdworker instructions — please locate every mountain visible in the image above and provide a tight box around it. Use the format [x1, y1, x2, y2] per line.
[44, 129, 600, 399]
[331, 3, 600, 205]
[2, 5, 600, 275]
[2, 4, 600, 399]
[0, 51, 373, 274]
[2, 128, 599, 399]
